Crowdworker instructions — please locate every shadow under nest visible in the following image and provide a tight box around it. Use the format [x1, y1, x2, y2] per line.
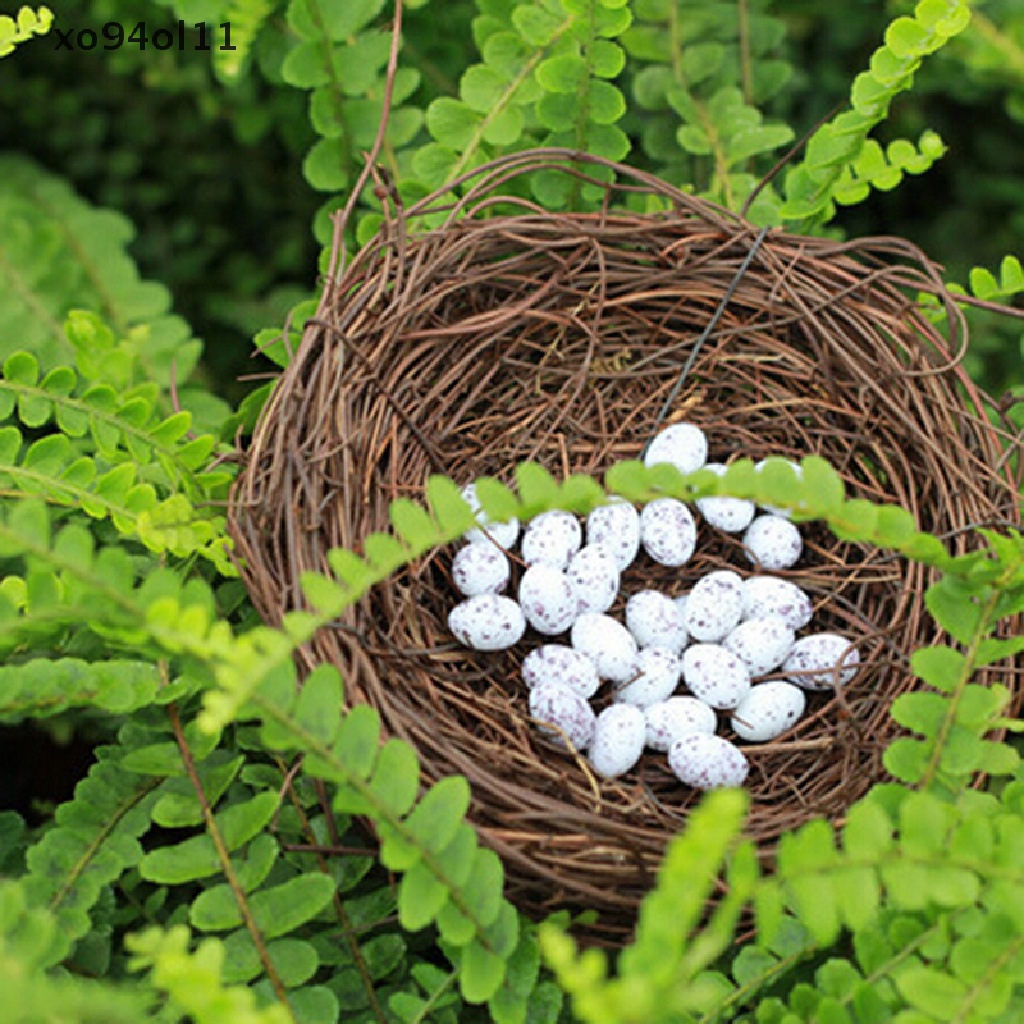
[229, 151, 1023, 944]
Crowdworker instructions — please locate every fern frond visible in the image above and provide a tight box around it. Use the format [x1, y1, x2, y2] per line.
[0, 5, 52, 58]
[213, 0, 274, 83]
[781, 0, 971, 228]
[127, 925, 292, 1024]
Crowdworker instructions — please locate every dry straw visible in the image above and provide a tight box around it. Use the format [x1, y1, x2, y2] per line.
[229, 149, 1022, 941]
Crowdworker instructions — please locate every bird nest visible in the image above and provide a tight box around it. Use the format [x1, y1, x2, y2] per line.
[229, 150, 1022, 942]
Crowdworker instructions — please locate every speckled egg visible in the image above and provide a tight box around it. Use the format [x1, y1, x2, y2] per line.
[644, 696, 717, 752]
[783, 633, 860, 690]
[723, 616, 795, 678]
[448, 595, 526, 651]
[613, 646, 682, 708]
[529, 681, 596, 751]
[741, 576, 813, 630]
[696, 463, 756, 533]
[451, 542, 510, 597]
[681, 643, 751, 710]
[669, 733, 749, 789]
[566, 544, 620, 615]
[518, 564, 578, 636]
[625, 590, 688, 651]
[731, 682, 806, 742]
[571, 613, 638, 683]
[756, 458, 804, 518]
[588, 704, 646, 778]
[522, 645, 601, 699]
[743, 514, 803, 570]
[461, 482, 519, 550]
[520, 511, 582, 570]
[586, 498, 641, 571]
[640, 499, 697, 567]
[644, 422, 708, 476]
[684, 570, 744, 643]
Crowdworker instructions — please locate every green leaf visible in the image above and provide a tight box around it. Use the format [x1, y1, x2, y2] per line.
[515, 462, 558, 511]
[331, 704, 380, 780]
[398, 858, 450, 931]
[293, 665, 342, 747]
[140, 834, 221, 884]
[404, 776, 471, 855]
[511, 5, 563, 46]
[909, 646, 964, 693]
[460, 939, 507, 1003]
[251, 874, 337, 939]
[536, 53, 588, 93]
[369, 739, 420, 817]
[303, 137, 349, 191]
[427, 475, 476, 535]
[895, 966, 968, 1017]
[362, 531, 408, 572]
[885, 17, 931, 59]
[427, 97, 482, 149]
[925, 577, 982, 645]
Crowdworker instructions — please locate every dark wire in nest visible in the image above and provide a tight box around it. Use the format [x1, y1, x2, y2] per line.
[229, 149, 1023, 943]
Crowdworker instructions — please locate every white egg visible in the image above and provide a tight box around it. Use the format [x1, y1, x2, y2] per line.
[755, 458, 803, 518]
[529, 681, 596, 751]
[696, 463, 756, 533]
[673, 593, 688, 621]
[644, 422, 708, 476]
[586, 497, 641, 571]
[741, 576, 813, 630]
[518, 564, 578, 636]
[723, 617, 795, 678]
[571, 613, 638, 683]
[731, 682, 806, 742]
[566, 544, 620, 615]
[625, 590, 688, 651]
[613, 646, 682, 708]
[520, 511, 582, 570]
[451, 542, 510, 596]
[684, 570, 744, 642]
[783, 633, 860, 690]
[681, 643, 751, 710]
[522, 645, 601, 699]
[461, 482, 519, 550]
[640, 498, 697, 566]
[669, 733, 749, 789]
[743, 514, 803, 570]
[448, 595, 526, 651]
[588, 704, 646, 778]
[644, 696, 717, 752]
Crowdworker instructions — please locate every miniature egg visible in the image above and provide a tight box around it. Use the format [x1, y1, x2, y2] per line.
[566, 544, 620, 615]
[682, 643, 751, 710]
[644, 422, 708, 476]
[586, 497, 641, 571]
[588, 704, 646, 778]
[518, 564, 578, 635]
[451, 542, 510, 596]
[696, 463, 756, 533]
[741, 576, 813, 630]
[448, 595, 526, 651]
[644, 696, 717, 752]
[529, 681, 596, 751]
[571, 613, 638, 683]
[522, 645, 601, 699]
[521, 511, 582, 569]
[756, 458, 803, 518]
[669, 733, 749, 789]
[625, 590, 688, 651]
[640, 498, 697, 567]
[684, 570, 744, 643]
[743, 514, 803, 570]
[783, 633, 860, 690]
[614, 646, 682, 708]
[461, 482, 519, 550]
[723, 617, 796, 678]
[731, 682, 806, 742]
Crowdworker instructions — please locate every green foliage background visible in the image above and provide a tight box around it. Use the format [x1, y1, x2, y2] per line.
[1, 1, 1024, 1022]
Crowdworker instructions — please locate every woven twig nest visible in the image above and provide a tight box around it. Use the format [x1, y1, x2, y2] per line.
[230, 150, 1022, 942]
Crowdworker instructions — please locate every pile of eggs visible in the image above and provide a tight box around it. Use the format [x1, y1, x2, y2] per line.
[446, 424, 860, 790]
